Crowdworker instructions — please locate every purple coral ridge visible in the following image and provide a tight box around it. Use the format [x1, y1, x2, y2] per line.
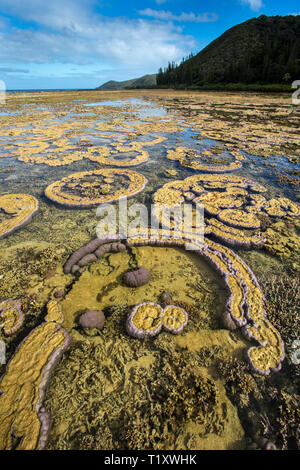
[221, 309, 238, 331]
[78, 253, 97, 267]
[1, 310, 72, 450]
[95, 242, 126, 259]
[123, 267, 151, 287]
[37, 328, 71, 449]
[79, 310, 105, 330]
[63, 235, 125, 274]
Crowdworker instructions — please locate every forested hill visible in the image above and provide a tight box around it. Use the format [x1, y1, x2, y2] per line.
[157, 15, 300, 87]
[97, 74, 156, 90]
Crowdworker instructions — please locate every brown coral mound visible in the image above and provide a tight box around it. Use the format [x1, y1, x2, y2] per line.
[123, 267, 151, 287]
[78, 310, 105, 330]
[63, 236, 126, 274]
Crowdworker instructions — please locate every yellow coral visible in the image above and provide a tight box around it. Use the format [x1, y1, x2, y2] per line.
[131, 303, 163, 331]
[0, 300, 23, 336]
[246, 318, 284, 375]
[162, 305, 187, 332]
[0, 194, 39, 239]
[0, 301, 70, 450]
[152, 174, 297, 248]
[218, 209, 261, 229]
[166, 146, 245, 172]
[45, 169, 147, 207]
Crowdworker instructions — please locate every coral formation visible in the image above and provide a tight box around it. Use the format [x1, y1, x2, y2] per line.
[63, 235, 125, 274]
[123, 267, 151, 287]
[1, 89, 299, 451]
[166, 146, 246, 172]
[78, 310, 105, 330]
[45, 169, 148, 208]
[263, 198, 299, 218]
[0, 242, 63, 302]
[218, 209, 261, 229]
[44, 336, 245, 450]
[125, 231, 285, 375]
[262, 218, 300, 263]
[126, 302, 188, 339]
[162, 305, 188, 334]
[165, 169, 178, 178]
[152, 174, 298, 248]
[126, 302, 164, 339]
[85, 142, 149, 167]
[243, 317, 285, 376]
[0, 299, 24, 336]
[0, 194, 39, 239]
[54, 290, 65, 299]
[0, 300, 70, 450]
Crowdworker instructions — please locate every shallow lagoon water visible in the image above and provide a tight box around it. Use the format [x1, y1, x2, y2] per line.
[0, 90, 299, 451]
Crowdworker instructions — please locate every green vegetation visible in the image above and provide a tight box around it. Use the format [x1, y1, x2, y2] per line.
[157, 15, 300, 89]
[97, 74, 156, 90]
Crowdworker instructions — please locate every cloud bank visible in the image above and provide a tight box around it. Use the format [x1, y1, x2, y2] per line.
[0, 0, 197, 68]
[139, 9, 218, 23]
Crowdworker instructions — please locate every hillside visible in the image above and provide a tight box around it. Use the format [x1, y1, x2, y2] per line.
[97, 74, 156, 90]
[157, 15, 300, 87]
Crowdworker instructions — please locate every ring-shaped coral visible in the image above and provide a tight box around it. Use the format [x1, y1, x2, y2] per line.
[125, 229, 285, 376]
[126, 302, 188, 338]
[85, 145, 149, 167]
[167, 146, 246, 173]
[44, 169, 148, 208]
[84, 136, 166, 167]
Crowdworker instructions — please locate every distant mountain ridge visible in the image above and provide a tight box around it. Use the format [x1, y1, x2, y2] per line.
[157, 15, 300, 87]
[96, 74, 156, 90]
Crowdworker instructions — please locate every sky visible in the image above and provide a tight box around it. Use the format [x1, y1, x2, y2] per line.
[0, 0, 299, 90]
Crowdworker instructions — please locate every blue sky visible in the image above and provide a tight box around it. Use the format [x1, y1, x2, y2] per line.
[0, 0, 299, 90]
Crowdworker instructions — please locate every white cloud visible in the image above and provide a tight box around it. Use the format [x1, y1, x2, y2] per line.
[0, 1, 197, 69]
[139, 9, 218, 23]
[240, 0, 263, 11]
[0, 66, 29, 73]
